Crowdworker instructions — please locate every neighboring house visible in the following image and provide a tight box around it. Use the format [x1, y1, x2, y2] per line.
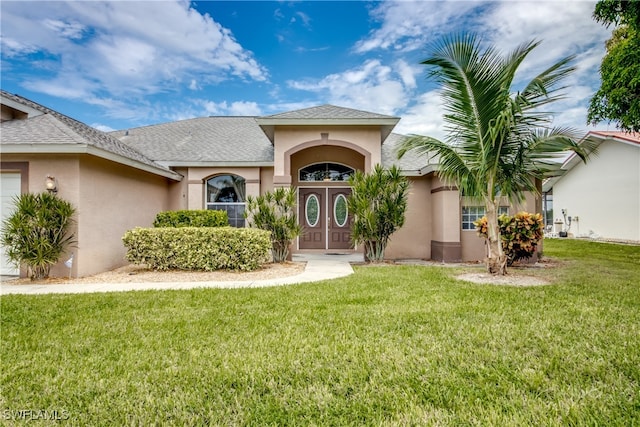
[1, 91, 540, 277]
[544, 131, 640, 242]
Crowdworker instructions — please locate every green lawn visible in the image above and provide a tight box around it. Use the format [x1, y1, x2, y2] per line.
[1, 239, 639, 425]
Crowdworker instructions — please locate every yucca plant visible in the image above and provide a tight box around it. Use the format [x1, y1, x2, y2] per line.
[1, 192, 76, 280]
[245, 187, 302, 263]
[348, 164, 409, 263]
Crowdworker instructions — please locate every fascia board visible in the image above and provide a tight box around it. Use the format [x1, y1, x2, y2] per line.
[0, 96, 44, 118]
[157, 161, 274, 168]
[1, 143, 182, 181]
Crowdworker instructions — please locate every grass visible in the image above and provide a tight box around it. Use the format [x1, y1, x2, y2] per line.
[1, 239, 639, 425]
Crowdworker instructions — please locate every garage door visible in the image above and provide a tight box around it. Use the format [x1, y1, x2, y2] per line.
[1, 173, 21, 275]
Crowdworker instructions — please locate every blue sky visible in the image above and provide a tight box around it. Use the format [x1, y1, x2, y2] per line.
[1, 1, 613, 139]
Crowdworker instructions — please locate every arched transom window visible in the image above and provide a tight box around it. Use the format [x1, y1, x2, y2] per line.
[299, 163, 355, 182]
[206, 174, 246, 227]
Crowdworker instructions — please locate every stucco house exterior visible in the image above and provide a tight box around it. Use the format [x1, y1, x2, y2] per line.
[544, 131, 640, 242]
[1, 90, 540, 277]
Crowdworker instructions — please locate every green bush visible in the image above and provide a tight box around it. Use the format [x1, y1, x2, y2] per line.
[348, 164, 409, 262]
[1, 192, 76, 280]
[153, 210, 228, 228]
[245, 187, 302, 263]
[122, 227, 271, 271]
[475, 212, 544, 266]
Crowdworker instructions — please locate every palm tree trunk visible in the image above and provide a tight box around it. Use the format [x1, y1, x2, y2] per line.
[485, 200, 507, 275]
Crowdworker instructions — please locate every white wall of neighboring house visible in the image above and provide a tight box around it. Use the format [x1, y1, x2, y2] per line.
[553, 139, 640, 242]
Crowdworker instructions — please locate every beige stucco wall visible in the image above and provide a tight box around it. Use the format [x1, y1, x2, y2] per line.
[76, 156, 172, 276]
[273, 126, 382, 185]
[553, 141, 640, 241]
[1, 154, 174, 277]
[168, 167, 188, 210]
[385, 176, 432, 259]
[260, 167, 274, 194]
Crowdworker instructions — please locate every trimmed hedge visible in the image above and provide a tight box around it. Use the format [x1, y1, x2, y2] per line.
[153, 210, 228, 228]
[122, 227, 271, 271]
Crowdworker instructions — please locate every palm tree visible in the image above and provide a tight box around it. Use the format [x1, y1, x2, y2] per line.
[398, 33, 592, 275]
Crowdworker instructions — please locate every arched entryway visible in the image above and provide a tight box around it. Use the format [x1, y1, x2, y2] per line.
[288, 141, 366, 252]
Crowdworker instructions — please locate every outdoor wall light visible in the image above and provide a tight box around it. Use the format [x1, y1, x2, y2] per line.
[45, 175, 58, 193]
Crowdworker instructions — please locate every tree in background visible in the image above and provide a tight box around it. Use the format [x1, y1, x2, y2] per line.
[399, 33, 591, 275]
[588, 0, 640, 132]
[1, 192, 76, 280]
[348, 165, 409, 263]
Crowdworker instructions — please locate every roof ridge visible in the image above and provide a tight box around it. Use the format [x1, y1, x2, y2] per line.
[261, 104, 399, 120]
[589, 130, 640, 145]
[1, 90, 178, 175]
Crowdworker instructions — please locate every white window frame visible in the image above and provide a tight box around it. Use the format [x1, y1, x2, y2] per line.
[205, 174, 246, 227]
[462, 206, 509, 230]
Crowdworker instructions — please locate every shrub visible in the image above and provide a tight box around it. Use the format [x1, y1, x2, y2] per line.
[1, 192, 76, 280]
[153, 210, 228, 228]
[122, 227, 271, 271]
[348, 165, 409, 262]
[245, 187, 302, 263]
[475, 212, 544, 266]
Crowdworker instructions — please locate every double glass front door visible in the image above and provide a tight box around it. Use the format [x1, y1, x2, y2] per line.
[299, 187, 352, 250]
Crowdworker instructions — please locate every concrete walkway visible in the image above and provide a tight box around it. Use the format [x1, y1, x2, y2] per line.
[0, 252, 363, 295]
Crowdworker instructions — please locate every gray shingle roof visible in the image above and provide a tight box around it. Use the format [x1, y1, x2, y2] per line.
[0, 90, 180, 180]
[263, 104, 399, 120]
[1, 92, 433, 175]
[110, 117, 273, 164]
[382, 133, 435, 174]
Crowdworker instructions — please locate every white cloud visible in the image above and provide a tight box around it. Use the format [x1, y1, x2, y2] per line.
[92, 123, 116, 132]
[1, 1, 268, 101]
[42, 19, 86, 40]
[352, 0, 612, 135]
[287, 59, 419, 115]
[394, 91, 446, 141]
[228, 101, 262, 116]
[354, 1, 481, 53]
[193, 99, 262, 117]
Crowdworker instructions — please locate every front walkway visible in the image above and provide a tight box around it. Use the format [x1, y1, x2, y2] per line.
[0, 253, 363, 295]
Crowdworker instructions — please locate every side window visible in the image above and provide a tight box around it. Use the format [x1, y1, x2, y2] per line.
[462, 206, 510, 230]
[462, 206, 485, 230]
[206, 174, 246, 227]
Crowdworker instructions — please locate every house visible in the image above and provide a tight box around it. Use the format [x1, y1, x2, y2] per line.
[1, 90, 540, 277]
[544, 131, 640, 242]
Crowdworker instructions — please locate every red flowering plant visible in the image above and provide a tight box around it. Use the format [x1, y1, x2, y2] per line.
[475, 212, 544, 266]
